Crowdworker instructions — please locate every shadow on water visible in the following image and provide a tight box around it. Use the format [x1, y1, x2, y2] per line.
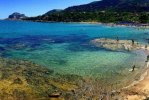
[0, 34, 90, 49]
[0, 34, 98, 64]
[0, 46, 5, 51]
[0, 34, 130, 58]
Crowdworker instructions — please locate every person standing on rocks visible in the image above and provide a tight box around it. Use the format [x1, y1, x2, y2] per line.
[132, 39, 135, 46]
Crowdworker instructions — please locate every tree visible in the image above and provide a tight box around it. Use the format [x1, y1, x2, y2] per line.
[139, 13, 149, 23]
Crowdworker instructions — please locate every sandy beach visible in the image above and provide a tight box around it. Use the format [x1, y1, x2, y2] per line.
[121, 65, 149, 99]
[119, 49, 149, 100]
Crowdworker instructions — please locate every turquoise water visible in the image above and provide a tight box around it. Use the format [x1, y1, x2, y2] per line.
[0, 20, 149, 80]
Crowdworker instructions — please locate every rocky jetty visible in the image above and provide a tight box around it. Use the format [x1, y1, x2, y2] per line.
[90, 38, 146, 51]
[8, 12, 27, 20]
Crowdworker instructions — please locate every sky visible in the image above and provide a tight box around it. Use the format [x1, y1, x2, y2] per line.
[0, 0, 97, 19]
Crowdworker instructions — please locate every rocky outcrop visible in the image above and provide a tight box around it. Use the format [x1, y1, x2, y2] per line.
[0, 57, 83, 99]
[8, 12, 27, 20]
[90, 38, 145, 51]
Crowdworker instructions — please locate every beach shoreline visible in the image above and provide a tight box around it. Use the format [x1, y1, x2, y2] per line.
[39, 21, 149, 28]
[109, 48, 149, 99]
[90, 37, 149, 99]
[120, 50, 149, 99]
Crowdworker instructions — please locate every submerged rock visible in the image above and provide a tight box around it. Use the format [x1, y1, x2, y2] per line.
[0, 57, 83, 99]
[0, 57, 133, 99]
[13, 77, 23, 84]
[48, 92, 62, 98]
[8, 43, 29, 50]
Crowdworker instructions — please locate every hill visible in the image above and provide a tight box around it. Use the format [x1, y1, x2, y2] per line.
[65, 0, 149, 12]
[24, 0, 149, 23]
[8, 12, 27, 20]
[44, 9, 63, 15]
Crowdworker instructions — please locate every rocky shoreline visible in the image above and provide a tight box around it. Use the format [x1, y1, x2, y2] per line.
[0, 57, 85, 100]
[0, 56, 143, 100]
[0, 57, 122, 100]
[1, 38, 149, 99]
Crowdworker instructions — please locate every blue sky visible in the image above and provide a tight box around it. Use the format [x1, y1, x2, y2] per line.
[0, 0, 96, 19]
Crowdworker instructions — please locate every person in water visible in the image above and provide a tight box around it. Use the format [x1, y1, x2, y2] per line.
[147, 55, 149, 62]
[132, 65, 136, 72]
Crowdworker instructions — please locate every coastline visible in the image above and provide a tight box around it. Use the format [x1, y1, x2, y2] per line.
[40, 21, 149, 28]
[1, 19, 149, 99]
[120, 49, 149, 99]
[3, 19, 149, 29]
[120, 64, 149, 99]
[90, 38, 149, 99]
[0, 50, 148, 99]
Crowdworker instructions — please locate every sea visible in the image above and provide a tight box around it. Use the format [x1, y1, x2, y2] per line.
[0, 20, 149, 87]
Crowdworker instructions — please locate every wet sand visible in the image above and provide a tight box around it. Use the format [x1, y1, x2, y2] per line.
[124, 70, 149, 99]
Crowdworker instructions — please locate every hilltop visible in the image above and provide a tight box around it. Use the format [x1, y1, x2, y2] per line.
[8, 12, 27, 20]
[65, 0, 149, 12]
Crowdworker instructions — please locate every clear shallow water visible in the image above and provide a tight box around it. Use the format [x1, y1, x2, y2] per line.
[0, 20, 149, 80]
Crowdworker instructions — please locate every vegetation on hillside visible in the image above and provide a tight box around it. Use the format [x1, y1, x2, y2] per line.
[25, 11, 149, 23]
[24, 0, 149, 23]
